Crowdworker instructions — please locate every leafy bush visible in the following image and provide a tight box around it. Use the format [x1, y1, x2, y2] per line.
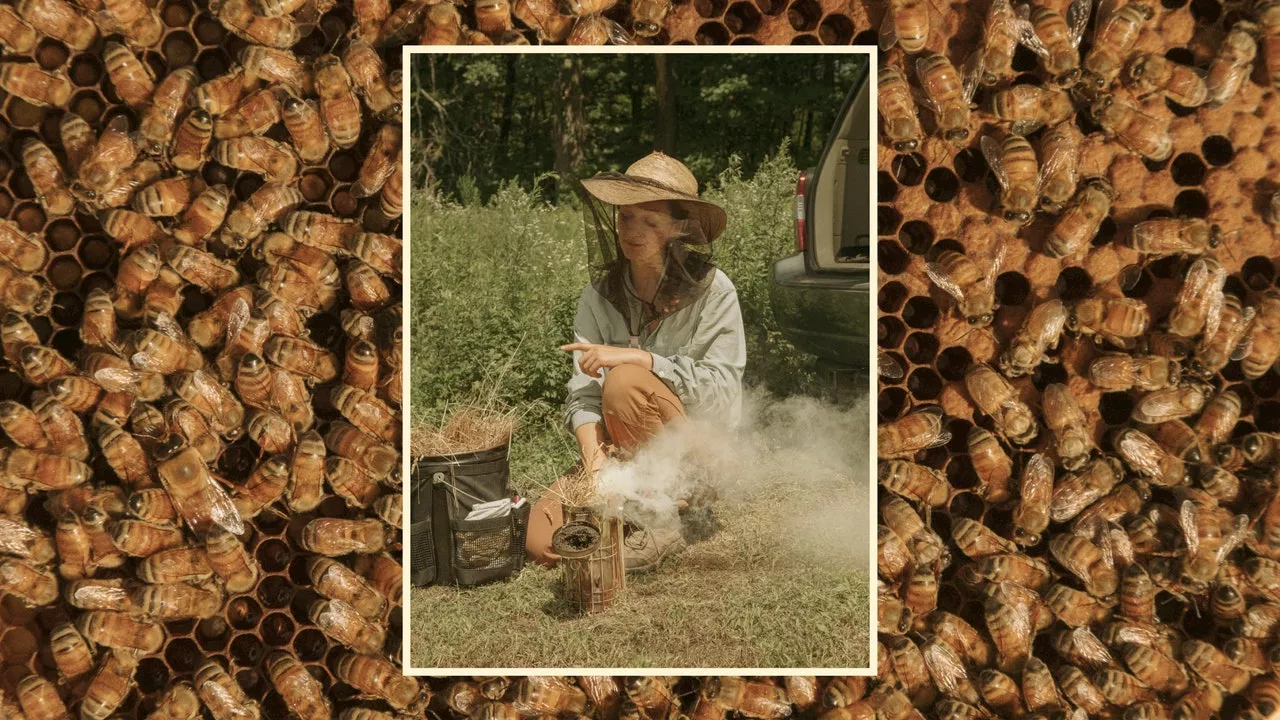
[410, 146, 822, 472]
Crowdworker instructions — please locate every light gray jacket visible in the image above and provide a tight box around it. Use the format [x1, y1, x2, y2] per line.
[564, 268, 747, 434]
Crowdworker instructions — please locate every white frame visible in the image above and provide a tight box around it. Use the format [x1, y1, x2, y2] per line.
[399, 45, 879, 677]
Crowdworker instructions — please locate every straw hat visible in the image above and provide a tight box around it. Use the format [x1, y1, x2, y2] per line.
[581, 152, 727, 242]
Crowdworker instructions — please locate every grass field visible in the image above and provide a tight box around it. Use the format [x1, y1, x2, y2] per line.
[408, 148, 871, 668]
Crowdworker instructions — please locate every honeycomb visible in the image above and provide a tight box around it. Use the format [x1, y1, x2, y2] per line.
[0, 0, 406, 716]
[875, 0, 1280, 716]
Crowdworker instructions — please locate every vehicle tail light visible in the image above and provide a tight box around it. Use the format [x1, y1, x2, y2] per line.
[795, 171, 807, 253]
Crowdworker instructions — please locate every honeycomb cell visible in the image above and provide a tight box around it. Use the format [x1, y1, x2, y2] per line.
[1030, 362, 1068, 390]
[878, 386, 908, 420]
[1242, 256, 1276, 291]
[952, 147, 986, 183]
[1092, 216, 1116, 247]
[13, 203, 44, 233]
[257, 540, 293, 575]
[879, 315, 906, 350]
[1099, 392, 1134, 425]
[0, 371, 24, 401]
[924, 167, 959, 203]
[723, 2, 761, 33]
[902, 296, 938, 329]
[817, 14, 853, 44]
[878, 281, 908, 314]
[29, 316, 52, 343]
[164, 32, 199, 69]
[197, 48, 231, 79]
[1223, 275, 1247, 302]
[1189, 0, 1220, 22]
[881, 351, 907, 385]
[237, 668, 268, 701]
[293, 628, 328, 662]
[1202, 135, 1233, 166]
[994, 271, 1030, 306]
[48, 256, 83, 291]
[262, 691, 290, 720]
[899, 220, 933, 255]
[1169, 153, 1205, 186]
[332, 189, 359, 217]
[903, 331, 939, 365]
[1172, 188, 1203, 215]
[318, 495, 348, 518]
[236, 174, 265, 202]
[50, 329, 81, 358]
[197, 617, 232, 653]
[69, 55, 104, 87]
[228, 597, 263, 631]
[163, 0, 194, 26]
[5, 98, 42, 129]
[948, 491, 983, 520]
[1257, 402, 1280, 433]
[936, 346, 972, 381]
[231, 633, 265, 667]
[165, 638, 204, 673]
[786, 0, 820, 30]
[1256, 370, 1280, 400]
[907, 367, 942, 399]
[289, 554, 312, 585]
[891, 153, 927, 186]
[945, 454, 978, 489]
[262, 613, 296, 646]
[300, 172, 332, 202]
[878, 205, 901, 236]
[1054, 267, 1092, 303]
[878, 171, 899, 203]
[137, 657, 169, 694]
[70, 91, 106, 123]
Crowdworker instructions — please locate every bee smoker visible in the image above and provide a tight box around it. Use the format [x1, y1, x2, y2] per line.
[551, 504, 625, 614]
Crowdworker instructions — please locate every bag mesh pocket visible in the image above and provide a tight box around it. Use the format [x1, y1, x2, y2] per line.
[410, 518, 436, 586]
[452, 515, 515, 572]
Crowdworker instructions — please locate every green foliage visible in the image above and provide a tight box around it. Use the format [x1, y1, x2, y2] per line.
[410, 148, 822, 465]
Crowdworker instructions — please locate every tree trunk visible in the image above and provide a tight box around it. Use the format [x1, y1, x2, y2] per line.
[499, 56, 517, 158]
[653, 54, 678, 154]
[552, 56, 586, 198]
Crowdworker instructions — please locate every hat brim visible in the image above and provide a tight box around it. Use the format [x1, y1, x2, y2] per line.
[581, 176, 727, 241]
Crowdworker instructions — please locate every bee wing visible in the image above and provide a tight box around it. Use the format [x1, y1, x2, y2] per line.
[130, 351, 171, 374]
[1230, 307, 1258, 361]
[226, 297, 251, 347]
[1022, 453, 1053, 501]
[153, 311, 186, 343]
[1066, 0, 1092, 47]
[93, 368, 143, 393]
[1218, 514, 1249, 565]
[1116, 429, 1162, 478]
[922, 640, 973, 700]
[926, 262, 968, 304]
[1039, 134, 1079, 190]
[1030, 300, 1069, 349]
[1133, 390, 1183, 424]
[986, 242, 1007, 285]
[912, 57, 944, 114]
[205, 480, 246, 536]
[603, 17, 633, 45]
[1103, 520, 1135, 567]
[1016, 6, 1050, 59]
[981, 135, 1011, 192]
[1069, 626, 1116, 668]
[1179, 499, 1200, 558]
[879, 350, 906, 379]
[70, 584, 129, 608]
[0, 520, 37, 557]
[878, 7, 899, 51]
[961, 49, 982, 105]
[199, 678, 241, 710]
[1092, 0, 1116, 36]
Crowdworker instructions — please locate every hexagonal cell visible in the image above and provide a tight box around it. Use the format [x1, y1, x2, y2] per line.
[261, 612, 296, 646]
[0, 189, 13, 217]
[292, 628, 329, 662]
[879, 205, 901, 236]
[878, 386, 909, 420]
[879, 240, 909, 274]
[69, 55, 105, 87]
[907, 367, 943, 400]
[197, 616, 232, 653]
[227, 597, 264, 631]
[786, 0, 820, 31]
[891, 152, 927, 186]
[165, 637, 204, 673]
[1173, 189, 1208, 218]
[878, 281, 909, 314]
[723, 1, 761, 33]
[69, 90, 107, 124]
[163, 32, 200, 69]
[903, 332, 939, 365]
[5, 97, 44, 129]
[879, 314, 907, 348]
[136, 657, 170, 694]
[936, 346, 972, 381]
[1169, 153, 1205, 186]
[197, 48, 232, 80]
[48, 256, 83, 292]
[817, 14, 852, 44]
[299, 171, 332, 203]
[901, 296, 938, 329]
[899, 220, 933, 255]
[230, 632, 265, 668]
[1201, 135, 1233, 166]
[13, 202, 45, 233]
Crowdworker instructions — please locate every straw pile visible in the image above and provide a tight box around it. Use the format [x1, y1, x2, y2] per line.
[545, 462, 600, 508]
[410, 403, 522, 458]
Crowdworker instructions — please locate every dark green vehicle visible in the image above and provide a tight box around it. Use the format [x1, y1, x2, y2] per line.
[770, 53, 871, 392]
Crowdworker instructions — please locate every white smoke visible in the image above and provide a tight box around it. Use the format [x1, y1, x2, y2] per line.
[593, 388, 872, 570]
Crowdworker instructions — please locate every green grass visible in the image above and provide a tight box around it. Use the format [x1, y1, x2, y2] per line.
[408, 146, 870, 668]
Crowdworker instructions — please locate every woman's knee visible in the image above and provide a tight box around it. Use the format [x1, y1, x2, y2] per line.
[601, 364, 651, 410]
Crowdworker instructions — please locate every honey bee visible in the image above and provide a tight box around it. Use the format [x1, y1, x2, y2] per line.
[131, 579, 222, 622]
[510, 677, 590, 716]
[965, 362, 1038, 444]
[877, 406, 950, 459]
[231, 453, 289, 516]
[1091, 94, 1173, 162]
[877, 0, 931, 52]
[99, 0, 164, 46]
[877, 638, 932, 706]
[82, 649, 141, 720]
[975, 0, 1031, 85]
[214, 136, 300, 183]
[138, 66, 198, 155]
[345, 260, 392, 310]
[1261, 1, 1280, 89]
[56, 509, 94, 579]
[21, 139, 75, 219]
[354, 127, 401, 199]
[165, 398, 224, 464]
[916, 51, 979, 145]
[241, 45, 311, 95]
[150, 682, 202, 720]
[882, 496, 950, 568]
[1242, 432, 1280, 466]
[1088, 353, 1179, 392]
[627, 0, 669, 35]
[973, 551, 1053, 591]
[218, 0, 300, 46]
[1056, 666, 1108, 715]
[966, 426, 1013, 504]
[1094, 667, 1160, 706]
[926, 246, 1003, 326]
[331, 384, 398, 443]
[1132, 218, 1224, 259]
[1123, 53, 1209, 107]
[301, 517, 386, 555]
[34, 395, 88, 460]
[311, 598, 385, 654]
[128, 485, 179, 525]
[880, 526, 911, 581]
[0, 5, 36, 51]
[984, 582, 1038, 674]
[1165, 255, 1228, 344]
[154, 433, 244, 536]
[566, 14, 632, 44]
[100, 209, 166, 250]
[1179, 497, 1248, 591]
[262, 335, 338, 383]
[171, 184, 229, 246]
[169, 110, 214, 171]
[263, 652, 331, 720]
[213, 87, 283, 140]
[879, 460, 951, 507]
[954, 516, 1018, 559]
[16, 675, 70, 720]
[110, 517, 185, 557]
[1020, 0, 1089, 85]
[1227, 638, 1269, 674]
[314, 54, 363, 149]
[130, 322, 204, 378]
[1239, 603, 1280, 639]
[1051, 533, 1118, 597]
[1033, 121, 1084, 211]
[343, 39, 399, 120]
[325, 421, 397, 479]
[104, 41, 155, 110]
[192, 70, 245, 118]
[1192, 293, 1256, 379]
[988, 84, 1073, 136]
[77, 609, 165, 653]
[224, 186, 304, 250]
[0, 400, 49, 450]
[16, 0, 96, 49]
[195, 661, 260, 720]
[1046, 177, 1114, 260]
[167, 246, 241, 293]
[172, 369, 246, 437]
[1207, 21, 1258, 106]
[203, 525, 257, 593]
[999, 300, 1066, 378]
[281, 94, 330, 165]
[18, 343, 71, 386]
[877, 65, 923, 154]
[512, 0, 574, 42]
[1184, 639, 1252, 693]
[1115, 427, 1186, 486]
[1241, 290, 1280, 379]
[1212, 579, 1248, 620]
[50, 621, 95, 681]
[1, 446, 91, 490]
[281, 210, 362, 253]
[328, 456, 383, 508]
[77, 116, 141, 200]
[188, 288, 252, 349]
[340, 340, 379, 392]
[133, 174, 197, 218]
[1013, 453, 1053, 545]
[1068, 296, 1149, 347]
[309, 556, 387, 620]
[1080, 0, 1155, 89]
[0, 61, 72, 108]
[0, 515, 54, 563]
[978, 669, 1024, 716]
[65, 577, 135, 612]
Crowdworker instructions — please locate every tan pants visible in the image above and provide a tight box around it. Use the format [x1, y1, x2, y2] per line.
[526, 364, 685, 566]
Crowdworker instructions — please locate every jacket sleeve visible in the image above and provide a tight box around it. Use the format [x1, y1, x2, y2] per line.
[648, 284, 746, 417]
[564, 289, 606, 434]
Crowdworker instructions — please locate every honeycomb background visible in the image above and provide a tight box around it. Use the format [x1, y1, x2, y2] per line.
[874, 0, 1280, 718]
[0, 0, 406, 715]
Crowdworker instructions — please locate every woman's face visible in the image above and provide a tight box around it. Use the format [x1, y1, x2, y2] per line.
[617, 201, 681, 262]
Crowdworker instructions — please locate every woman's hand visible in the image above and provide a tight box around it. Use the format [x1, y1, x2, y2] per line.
[560, 343, 653, 378]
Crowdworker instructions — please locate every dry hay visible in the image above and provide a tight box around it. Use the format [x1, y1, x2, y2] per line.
[410, 403, 522, 458]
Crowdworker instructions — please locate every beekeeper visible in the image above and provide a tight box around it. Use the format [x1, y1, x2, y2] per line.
[525, 152, 747, 573]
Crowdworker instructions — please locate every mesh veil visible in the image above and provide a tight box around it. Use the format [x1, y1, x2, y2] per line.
[577, 175, 717, 339]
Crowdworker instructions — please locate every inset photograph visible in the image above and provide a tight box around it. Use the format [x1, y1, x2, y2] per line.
[406, 48, 874, 671]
